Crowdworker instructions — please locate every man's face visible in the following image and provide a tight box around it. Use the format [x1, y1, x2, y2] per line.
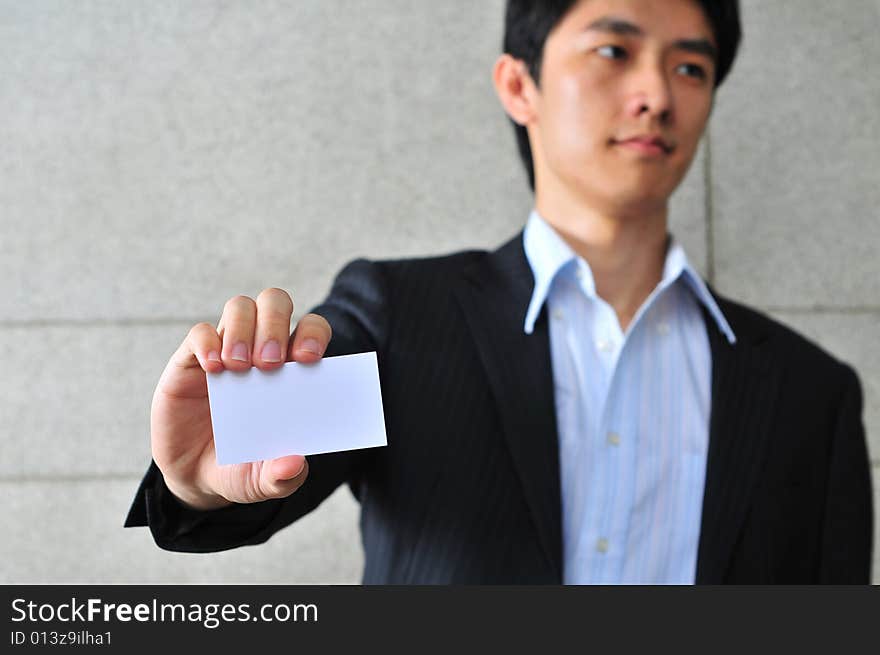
[528, 0, 717, 214]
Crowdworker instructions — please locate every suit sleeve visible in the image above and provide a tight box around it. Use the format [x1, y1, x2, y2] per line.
[123, 258, 391, 552]
[818, 364, 874, 583]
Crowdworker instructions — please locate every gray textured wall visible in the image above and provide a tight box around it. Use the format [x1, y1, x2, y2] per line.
[2, 1, 878, 583]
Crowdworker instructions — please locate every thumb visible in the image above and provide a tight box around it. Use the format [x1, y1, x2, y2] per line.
[262, 455, 308, 498]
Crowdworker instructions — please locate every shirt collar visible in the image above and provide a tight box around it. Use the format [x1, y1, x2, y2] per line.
[522, 209, 736, 344]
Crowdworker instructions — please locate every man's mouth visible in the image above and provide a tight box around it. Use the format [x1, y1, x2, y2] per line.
[612, 134, 674, 156]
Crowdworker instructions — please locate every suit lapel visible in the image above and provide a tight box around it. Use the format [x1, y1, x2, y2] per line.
[695, 290, 783, 583]
[453, 233, 563, 581]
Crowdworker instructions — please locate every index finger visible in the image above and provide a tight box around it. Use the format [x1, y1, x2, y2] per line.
[288, 313, 332, 363]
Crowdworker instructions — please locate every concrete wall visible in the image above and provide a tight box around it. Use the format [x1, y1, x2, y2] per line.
[2, 1, 877, 583]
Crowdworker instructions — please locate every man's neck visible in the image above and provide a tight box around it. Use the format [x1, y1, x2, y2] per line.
[535, 197, 669, 333]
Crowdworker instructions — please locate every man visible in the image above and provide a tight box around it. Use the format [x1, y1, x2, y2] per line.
[126, 0, 873, 583]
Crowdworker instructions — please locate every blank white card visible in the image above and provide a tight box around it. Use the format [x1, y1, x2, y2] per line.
[206, 352, 387, 465]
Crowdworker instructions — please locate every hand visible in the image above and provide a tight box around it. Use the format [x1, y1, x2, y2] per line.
[150, 288, 332, 510]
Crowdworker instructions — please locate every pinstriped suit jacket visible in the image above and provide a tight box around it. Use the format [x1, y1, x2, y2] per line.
[126, 232, 873, 583]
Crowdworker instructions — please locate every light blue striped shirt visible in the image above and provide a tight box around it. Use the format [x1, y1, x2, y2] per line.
[523, 210, 736, 584]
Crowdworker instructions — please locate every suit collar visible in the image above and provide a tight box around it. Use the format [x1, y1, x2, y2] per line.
[454, 231, 781, 584]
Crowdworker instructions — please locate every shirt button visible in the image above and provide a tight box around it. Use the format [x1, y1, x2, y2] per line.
[656, 321, 670, 335]
[607, 432, 621, 446]
[596, 338, 613, 353]
[596, 538, 609, 553]
[552, 309, 565, 321]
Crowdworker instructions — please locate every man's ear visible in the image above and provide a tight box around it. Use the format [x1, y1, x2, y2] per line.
[492, 54, 539, 127]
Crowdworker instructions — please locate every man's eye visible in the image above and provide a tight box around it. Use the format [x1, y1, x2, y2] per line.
[676, 63, 707, 80]
[596, 45, 627, 60]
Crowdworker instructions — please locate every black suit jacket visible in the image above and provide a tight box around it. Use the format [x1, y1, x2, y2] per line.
[126, 233, 873, 583]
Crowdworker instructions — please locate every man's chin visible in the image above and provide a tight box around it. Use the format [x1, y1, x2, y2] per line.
[602, 189, 671, 218]
[558, 172, 677, 216]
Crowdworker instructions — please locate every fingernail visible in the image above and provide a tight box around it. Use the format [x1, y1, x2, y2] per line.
[299, 338, 322, 355]
[293, 459, 307, 478]
[283, 459, 307, 480]
[207, 350, 221, 363]
[261, 340, 282, 363]
[231, 342, 249, 362]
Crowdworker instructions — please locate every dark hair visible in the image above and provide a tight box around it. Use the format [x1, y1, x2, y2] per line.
[503, 0, 742, 191]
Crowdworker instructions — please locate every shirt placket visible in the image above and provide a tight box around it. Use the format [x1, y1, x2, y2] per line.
[587, 295, 631, 582]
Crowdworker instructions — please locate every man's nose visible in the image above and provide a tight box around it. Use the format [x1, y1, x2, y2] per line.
[625, 65, 674, 123]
